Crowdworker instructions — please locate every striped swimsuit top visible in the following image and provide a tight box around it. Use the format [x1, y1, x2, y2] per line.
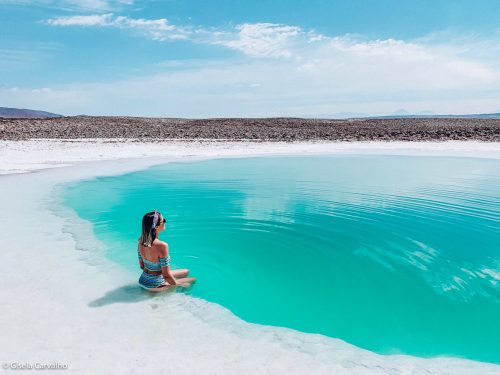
[138, 247, 171, 272]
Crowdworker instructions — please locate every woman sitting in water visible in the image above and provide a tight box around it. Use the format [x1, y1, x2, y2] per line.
[138, 210, 196, 291]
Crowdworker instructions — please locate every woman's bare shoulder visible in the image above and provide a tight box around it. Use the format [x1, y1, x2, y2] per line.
[153, 238, 168, 246]
[153, 239, 168, 252]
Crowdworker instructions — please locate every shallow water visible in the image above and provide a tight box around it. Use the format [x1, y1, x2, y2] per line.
[62, 155, 500, 364]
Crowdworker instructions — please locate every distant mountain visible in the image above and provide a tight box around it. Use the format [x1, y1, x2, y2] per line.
[414, 110, 437, 116]
[0, 107, 62, 118]
[467, 113, 500, 119]
[303, 112, 369, 119]
[390, 109, 412, 116]
[369, 112, 500, 120]
[302, 110, 500, 120]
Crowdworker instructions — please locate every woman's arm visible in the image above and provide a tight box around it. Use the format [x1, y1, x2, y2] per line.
[137, 244, 144, 270]
[158, 243, 178, 286]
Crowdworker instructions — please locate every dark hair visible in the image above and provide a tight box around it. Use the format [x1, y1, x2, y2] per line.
[138, 210, 164, 247]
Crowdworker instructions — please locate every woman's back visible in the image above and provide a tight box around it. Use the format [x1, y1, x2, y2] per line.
[139, 240, 168, 273]
[139, 239, 165, 263]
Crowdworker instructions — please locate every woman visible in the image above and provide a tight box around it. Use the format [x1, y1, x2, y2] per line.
[138, 210, 196, 291]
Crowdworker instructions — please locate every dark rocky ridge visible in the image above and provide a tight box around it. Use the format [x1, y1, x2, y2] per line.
[0, 107, 62, 119]
[1, 116, 499, 141]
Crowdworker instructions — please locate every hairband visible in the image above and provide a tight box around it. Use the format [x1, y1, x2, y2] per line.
[151, 210, 159, 230]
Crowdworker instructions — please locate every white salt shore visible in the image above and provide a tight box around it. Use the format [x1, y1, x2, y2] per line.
[1, 139, 499, 374]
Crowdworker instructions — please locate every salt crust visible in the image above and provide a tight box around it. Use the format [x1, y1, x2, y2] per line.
[1, 139, 499, 374]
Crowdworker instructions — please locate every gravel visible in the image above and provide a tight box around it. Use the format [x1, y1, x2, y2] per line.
[1, 116, 499, 142]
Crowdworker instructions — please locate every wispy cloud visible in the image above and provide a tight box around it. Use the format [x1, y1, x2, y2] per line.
[0, 0, 133, 12]
[17, 16, 500, 116]
[211, 23, 308, 58]
[0, 49, 36, 63]
[46, 16, 325, 58]
[44, 14, 499, 75]
[307, 36, 496, 87]
[45, 13, 189, 40]
[0, 42, 61, 71]
[46, 13, 113, 26]
[3, 51, 499, 117]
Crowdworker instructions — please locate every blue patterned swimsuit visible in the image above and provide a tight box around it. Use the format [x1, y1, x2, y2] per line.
[137, 247, 171, 290]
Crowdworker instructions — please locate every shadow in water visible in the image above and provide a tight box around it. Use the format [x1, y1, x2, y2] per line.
[88, 283, 194, 307]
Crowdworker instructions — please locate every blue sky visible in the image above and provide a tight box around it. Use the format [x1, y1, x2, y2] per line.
[1, 0, 500, 117]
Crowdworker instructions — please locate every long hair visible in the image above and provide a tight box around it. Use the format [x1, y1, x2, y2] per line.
[138, 210, 163, 247]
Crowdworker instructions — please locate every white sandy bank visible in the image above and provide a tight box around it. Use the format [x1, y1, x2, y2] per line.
[0, 139, 499, 374]
[1, 139, 500, 175]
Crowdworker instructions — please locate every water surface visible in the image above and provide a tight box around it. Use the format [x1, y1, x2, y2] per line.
[63, 155, 500, 364]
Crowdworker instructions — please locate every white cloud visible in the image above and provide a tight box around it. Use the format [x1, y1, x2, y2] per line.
[300, 35, 497, 91]
[211, 23, 304, 58]
[46, 13, 113, 26]
[46, 13, 189, 40]
[207, 22, 329, 59]
[45, 17, 324, 57]
[46, 15, 497, 88]
[2, 53, 499, 117]
[0, 0, 133, 11]
[12, 18, 500, 116]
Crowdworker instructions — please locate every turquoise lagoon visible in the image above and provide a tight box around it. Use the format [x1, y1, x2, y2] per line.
[62, 155, 500, 364]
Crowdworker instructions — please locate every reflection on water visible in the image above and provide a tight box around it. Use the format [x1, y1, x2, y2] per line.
[63, 155, 500, 364]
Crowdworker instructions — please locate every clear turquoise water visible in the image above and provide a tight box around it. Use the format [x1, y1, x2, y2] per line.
[62, 155, 500, 364]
